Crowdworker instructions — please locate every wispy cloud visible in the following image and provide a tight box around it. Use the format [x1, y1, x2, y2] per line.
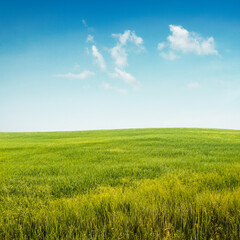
[188, 81, 200, 89]
[158, 25, 218, 60]
[117, 88, 128, 94]
[86, 34, 94, 43]
[72, 64, 81, 70]
[85, 47, 90, 55]
[102, 82, 112, 90]
[102, 82, 128, 94]
[157, 42, 165, 51]
[92, 45, 106, 70]
[82, 19, 94, 32]
[110, 30, 144, 68]
[82, 19, 88, 27]
[159, 51, 178, 60]
[55, 70, 95, 80]
[114, 68, 140, 88]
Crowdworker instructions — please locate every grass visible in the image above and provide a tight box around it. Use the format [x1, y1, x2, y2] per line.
[0, 128, 240, 239]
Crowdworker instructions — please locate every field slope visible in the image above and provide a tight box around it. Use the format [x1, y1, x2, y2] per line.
[0, 128, 240, 239]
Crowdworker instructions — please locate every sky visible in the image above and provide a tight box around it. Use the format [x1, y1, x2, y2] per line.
[1, 0, 240, 132]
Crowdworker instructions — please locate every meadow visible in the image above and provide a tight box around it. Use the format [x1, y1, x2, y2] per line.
[0, 128, 240, 239]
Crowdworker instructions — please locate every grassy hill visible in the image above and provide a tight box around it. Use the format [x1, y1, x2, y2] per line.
[0, 128, 240, 239]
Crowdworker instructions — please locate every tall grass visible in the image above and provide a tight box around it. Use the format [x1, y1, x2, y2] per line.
[0, 128, 240, 239]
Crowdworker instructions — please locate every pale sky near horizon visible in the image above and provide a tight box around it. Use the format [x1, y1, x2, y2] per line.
[1, 0, 240, 132]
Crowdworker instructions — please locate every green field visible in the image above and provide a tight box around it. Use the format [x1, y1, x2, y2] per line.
[0, 128, 240, 239]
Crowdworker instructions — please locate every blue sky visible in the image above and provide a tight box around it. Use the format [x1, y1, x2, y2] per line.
[1, 0, 240, 131]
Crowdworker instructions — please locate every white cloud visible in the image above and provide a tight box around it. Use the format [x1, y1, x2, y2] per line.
[168, 25, 218, 55]
[158, 25, 218, 60]
[92, 45, 106, 70]
[188, 82, 200, 89]
[86, 34, 94, 43]
[110, 45, 128, 68]
[110, 30, 144, 68]
[130, 32, 143, 46]
[112, 30, 131, 45]
[112, 30, 143, 47]
[82, 19, 87, 27]
[114, 68, 140, 88]
[55, 70, 95, 80]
